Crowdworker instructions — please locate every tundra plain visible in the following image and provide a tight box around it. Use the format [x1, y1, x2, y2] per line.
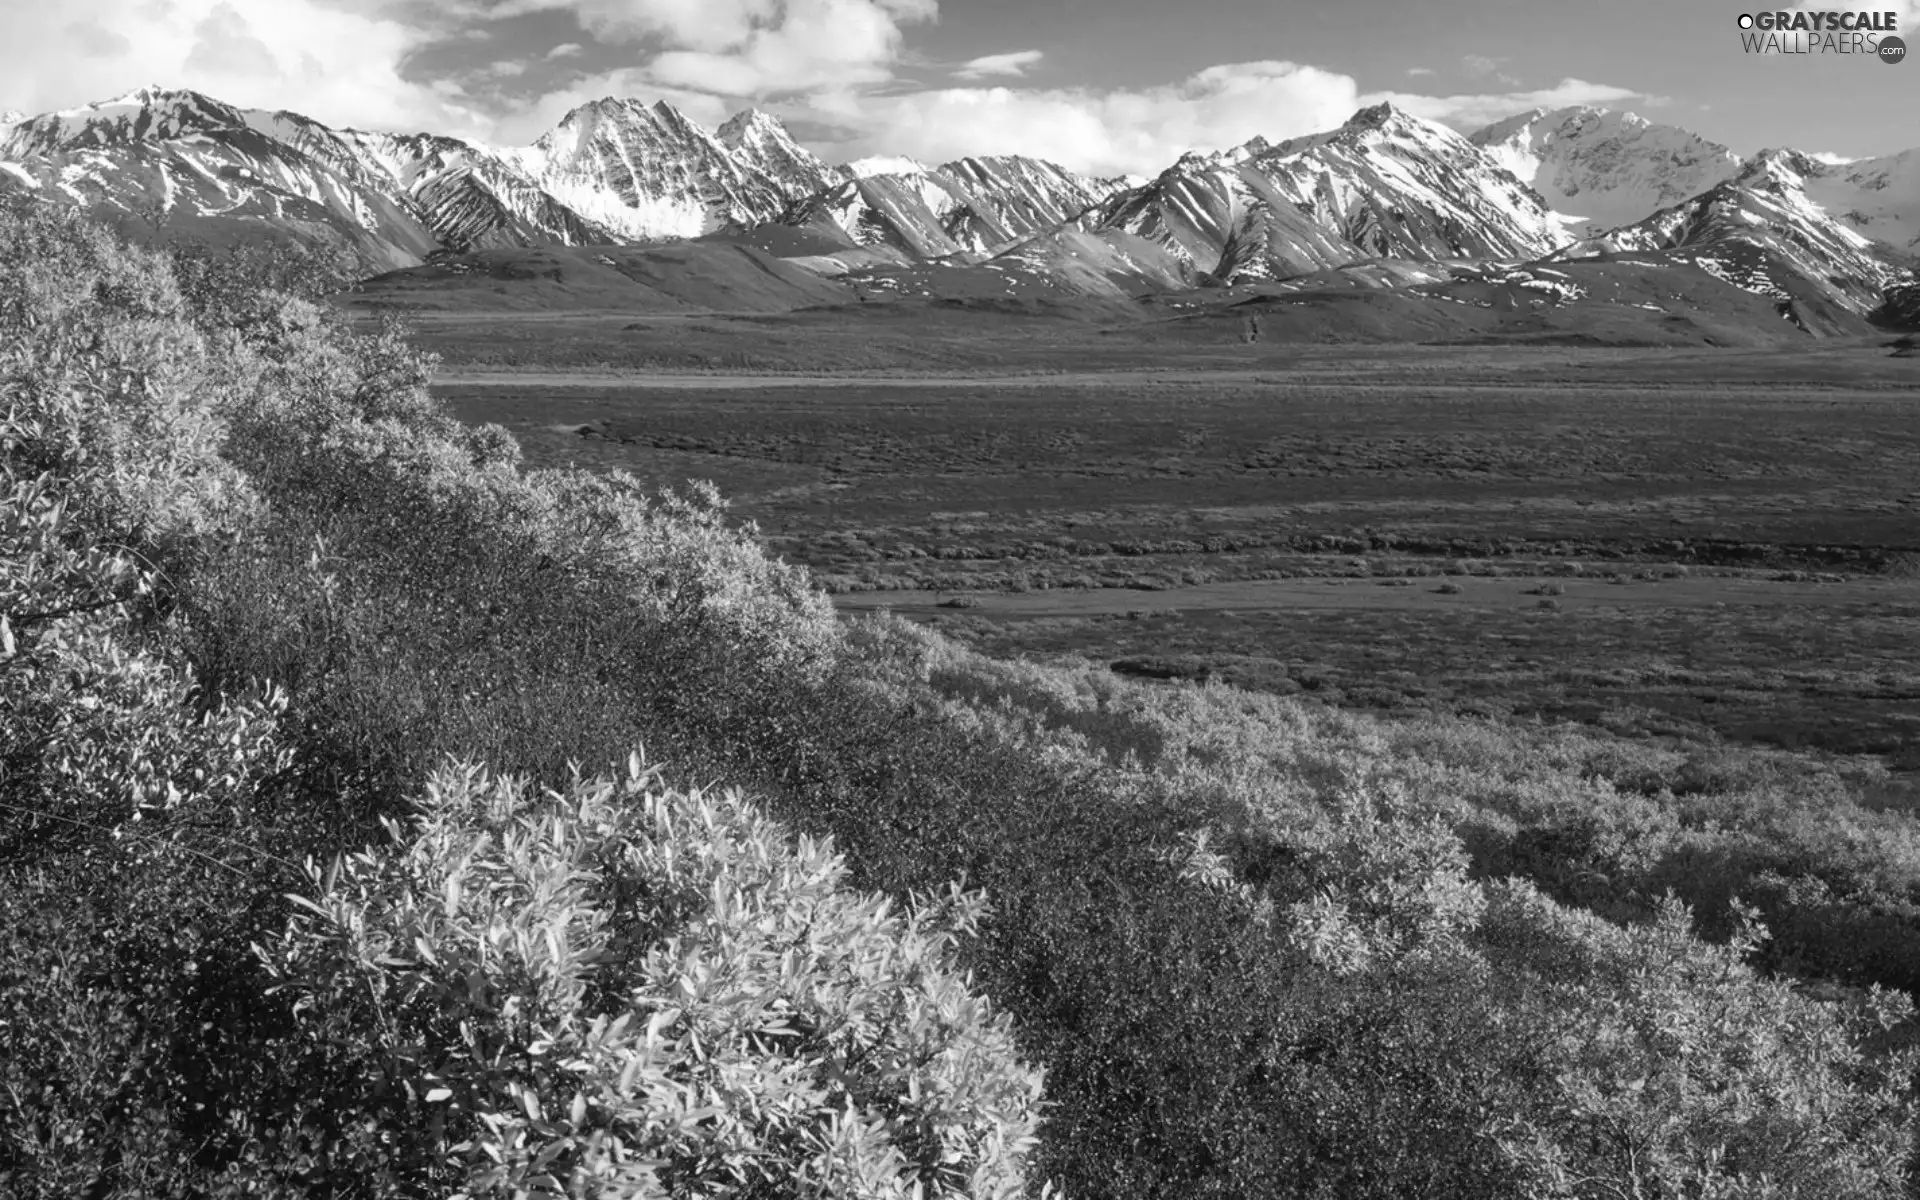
[420, 306, 1920, 779]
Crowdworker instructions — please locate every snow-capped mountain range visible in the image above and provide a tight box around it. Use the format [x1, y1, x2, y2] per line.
[1086, 103, 1574, 287]
[1565, 148, 1912, 314]
[786, 155, 1119, 260]
[1, 86, 1915, 321]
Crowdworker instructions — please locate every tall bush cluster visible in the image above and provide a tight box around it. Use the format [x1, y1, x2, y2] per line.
[0, 199, 1042, 1198]
[261, 756, 1042, 1198]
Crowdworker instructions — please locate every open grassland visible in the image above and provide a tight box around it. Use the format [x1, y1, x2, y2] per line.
[432, 320, 1920, 769]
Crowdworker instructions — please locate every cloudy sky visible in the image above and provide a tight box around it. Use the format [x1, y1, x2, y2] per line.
[1, 0, 1915, 175]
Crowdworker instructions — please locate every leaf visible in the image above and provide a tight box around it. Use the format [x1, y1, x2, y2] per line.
[426, 1088, 453, 1103]
[284, 893, 332, 919]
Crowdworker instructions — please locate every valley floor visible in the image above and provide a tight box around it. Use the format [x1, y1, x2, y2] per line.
[425, 311, 1920, 776]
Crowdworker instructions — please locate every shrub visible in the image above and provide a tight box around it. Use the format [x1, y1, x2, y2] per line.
[258, 756, 1045, 1199]
[1, 200, 301, 1197]
[166, 234, 362, 334]
[1482, 886, 1918, 1199]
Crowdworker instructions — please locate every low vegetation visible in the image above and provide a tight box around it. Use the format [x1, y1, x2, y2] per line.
[7, 198, 1920, 1197]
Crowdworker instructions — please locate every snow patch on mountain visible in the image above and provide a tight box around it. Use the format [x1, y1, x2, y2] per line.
[841, 155, 933, 180]
[1470, 107, 1743, 235]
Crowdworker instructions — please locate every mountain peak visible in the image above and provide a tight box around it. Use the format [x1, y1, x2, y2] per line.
[718, 108, 835, 198]
[3, 85, 255, 155]
[551, 95, 649, 132]
[1747, 146, 1822, 174]
[91, 84, 234, 116]
[718, 108, 807, 159]
[106, 83, 192, 106]
[1344, 101, 1409, 130]
[718, 108, 785, 140]
[649, 99, 702, 131]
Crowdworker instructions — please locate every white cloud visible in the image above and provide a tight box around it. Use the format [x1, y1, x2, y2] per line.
[1405, 66, 1437, 77]
[803, 64, 1662, 178]
[1358, 78, 1656, 132]
[495, 0, 937, 95]
[1808, 150, 1858, 164]
[0, 0, 486, 135]
[954, 49, 1044, 81]
[823, 61, 1362, 178]
[0, 0, 942, 131]
[1460, 54, 1521, 87]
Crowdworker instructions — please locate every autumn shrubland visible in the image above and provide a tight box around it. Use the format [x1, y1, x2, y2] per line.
[6, 199, 1920, 1198]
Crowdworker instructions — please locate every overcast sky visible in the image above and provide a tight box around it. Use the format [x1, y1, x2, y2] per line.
[2, 0, 1915, 175]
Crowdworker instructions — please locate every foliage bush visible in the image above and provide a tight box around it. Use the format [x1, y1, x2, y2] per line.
[2, 199, 1017, 1197]
[1, 198, 301, 1198]
[258, 755, 1045, 1198]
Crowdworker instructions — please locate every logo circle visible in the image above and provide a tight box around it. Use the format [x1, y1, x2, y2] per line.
[1737, 12, 1754, 28]
[1881, 34, 1907, 63]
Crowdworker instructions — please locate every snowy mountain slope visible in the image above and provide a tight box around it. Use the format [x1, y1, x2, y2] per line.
[1794, 148, 1920, 252]
[1090, 157, 1365, 282]
[987, 226, 1197, 298]
[1254, 104, 1571, 258]
[784, 155, 1107, 259]
[1559, 150, 1914, 314]
[718, 109, 837, 199]
[842, 155, 932, 180]
[1470, 107, 1744, 235]
[333, 130, 625, 251]
[0, 87, 446, 267]
[510, 97, 807, 242]
[1085, 103, 1566, 285]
